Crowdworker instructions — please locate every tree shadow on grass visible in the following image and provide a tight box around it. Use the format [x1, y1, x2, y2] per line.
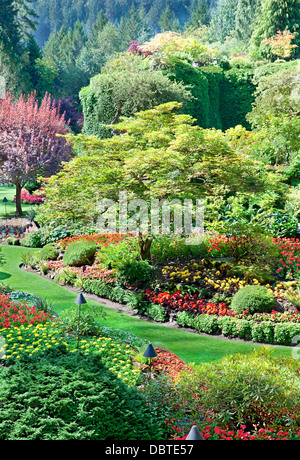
[0, 273, 11, 281]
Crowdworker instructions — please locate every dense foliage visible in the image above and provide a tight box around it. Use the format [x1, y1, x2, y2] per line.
[0, 346, 165, 440]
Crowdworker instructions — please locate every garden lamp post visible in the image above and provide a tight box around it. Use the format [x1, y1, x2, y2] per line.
[143, 343, 157, 377]
[3, 197, 8, 217]
[75, 292, 87, 350]
[186, 425, 204, 440]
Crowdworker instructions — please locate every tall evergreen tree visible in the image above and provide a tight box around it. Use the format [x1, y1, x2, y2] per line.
[159, 5, 181, 32]
[0, 0, 21, 52]
[209, 0, 239, 42]
[188, 0, 209, 28]
[234, 0, 261, 43]
[250, 0, 300, 54]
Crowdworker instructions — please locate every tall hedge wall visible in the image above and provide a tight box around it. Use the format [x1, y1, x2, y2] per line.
[80, 61, 256, 136]
[219, 67, 255, 131]
[168, 62, 255, 131]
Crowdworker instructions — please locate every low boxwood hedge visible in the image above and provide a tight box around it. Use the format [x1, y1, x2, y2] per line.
[176, 311, 300, 345]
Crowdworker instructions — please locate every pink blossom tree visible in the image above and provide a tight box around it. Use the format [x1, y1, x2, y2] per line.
[0, 92, 73, 216]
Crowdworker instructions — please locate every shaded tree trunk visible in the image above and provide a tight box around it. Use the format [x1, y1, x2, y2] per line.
[15, 183, 23, 216]
[138, 233, 152, 261]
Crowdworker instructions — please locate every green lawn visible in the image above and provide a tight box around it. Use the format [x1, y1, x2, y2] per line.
[0, 186, 33, 217]
[0, 244, 295, 364]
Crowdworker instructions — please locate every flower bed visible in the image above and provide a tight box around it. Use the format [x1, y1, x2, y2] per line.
[55, 233, 129, 250]
[152, 348, 193, 379]
[45, 260, 118, 283]
[14, 190, 44, 205]
[0, 293, 141, 387]
[0, 294, 53, 328]
[0, 218, 33, 239]
[176, 422, 300, 441]
[145, 290, 236, 317]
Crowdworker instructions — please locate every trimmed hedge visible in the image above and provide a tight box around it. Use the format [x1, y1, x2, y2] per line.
[83, 279, 127, 304]
[63, 241, 97, 267]
[176, 311, 300, 346]
[231, 285, 275, 315]
[39, 243, 58, 261]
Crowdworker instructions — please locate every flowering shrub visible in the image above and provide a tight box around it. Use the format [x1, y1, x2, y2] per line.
[45, 260, 118, 284]
[273, 237, 300, 279]
[0, 294, 53, 328]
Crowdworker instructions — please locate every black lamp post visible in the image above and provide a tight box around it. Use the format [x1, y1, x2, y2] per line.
[143, 343, 157, 376]
[186, 425, 204, 440]
[3, 197, 8, 217]
[75, 292, 87, 349]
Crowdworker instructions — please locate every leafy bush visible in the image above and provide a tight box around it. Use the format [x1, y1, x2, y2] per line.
[274, 323, 300, 345]
[59, 305, 106, 337]
[20, 230, 44, 248]
[189, 349, 300, 431]
[39, 243, 58, 261]
[146, 304, 166, 323]
[176, 311, 195, 328]
[96, 239, 138, 269]
[117, 260, 155, 286]
[83, 280, 127, 304]
[0, 346, 165, 440]
[6, 237, 20, 246]
[124, 291, 149, 315]
[63, 241, 97, 267]
[192, 314, 220, 335]
[231, 285, 275, 314]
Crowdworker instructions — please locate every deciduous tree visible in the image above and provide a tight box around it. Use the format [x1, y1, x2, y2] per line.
[0, 92, 73, 215]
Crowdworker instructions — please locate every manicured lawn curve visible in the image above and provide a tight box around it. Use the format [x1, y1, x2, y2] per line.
[0, 244, 295, 364]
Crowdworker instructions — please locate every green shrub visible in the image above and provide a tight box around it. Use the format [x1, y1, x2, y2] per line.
[183, 348, 300, 430]
[20, 230, 44, 248]
[6, 237, 20, 246]
[39, 243, 58, 261]
[83, 280, 127, 304]
[0, 346, 165, 440]
[146, 304, 166, 323]
[63, 241, 97, 267]
[176, 311, 195, 328]
[251, 321, 275, 344]
[217, 317, 239, 338]
[236, 319, 253, 341]
[192, 314, 220, 335]
[274, 323, 300, 345]
[96, 239, 139, 269]
[117, 260, 155, 286]
[124, 291, 149, 315]
[231, 285, 275, 314]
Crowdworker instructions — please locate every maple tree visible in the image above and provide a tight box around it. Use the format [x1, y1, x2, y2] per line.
[38, 102, 278, 259]
[0, 92, 73, 216]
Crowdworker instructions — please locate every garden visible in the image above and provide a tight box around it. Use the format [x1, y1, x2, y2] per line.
[0, 0, 300, 441]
